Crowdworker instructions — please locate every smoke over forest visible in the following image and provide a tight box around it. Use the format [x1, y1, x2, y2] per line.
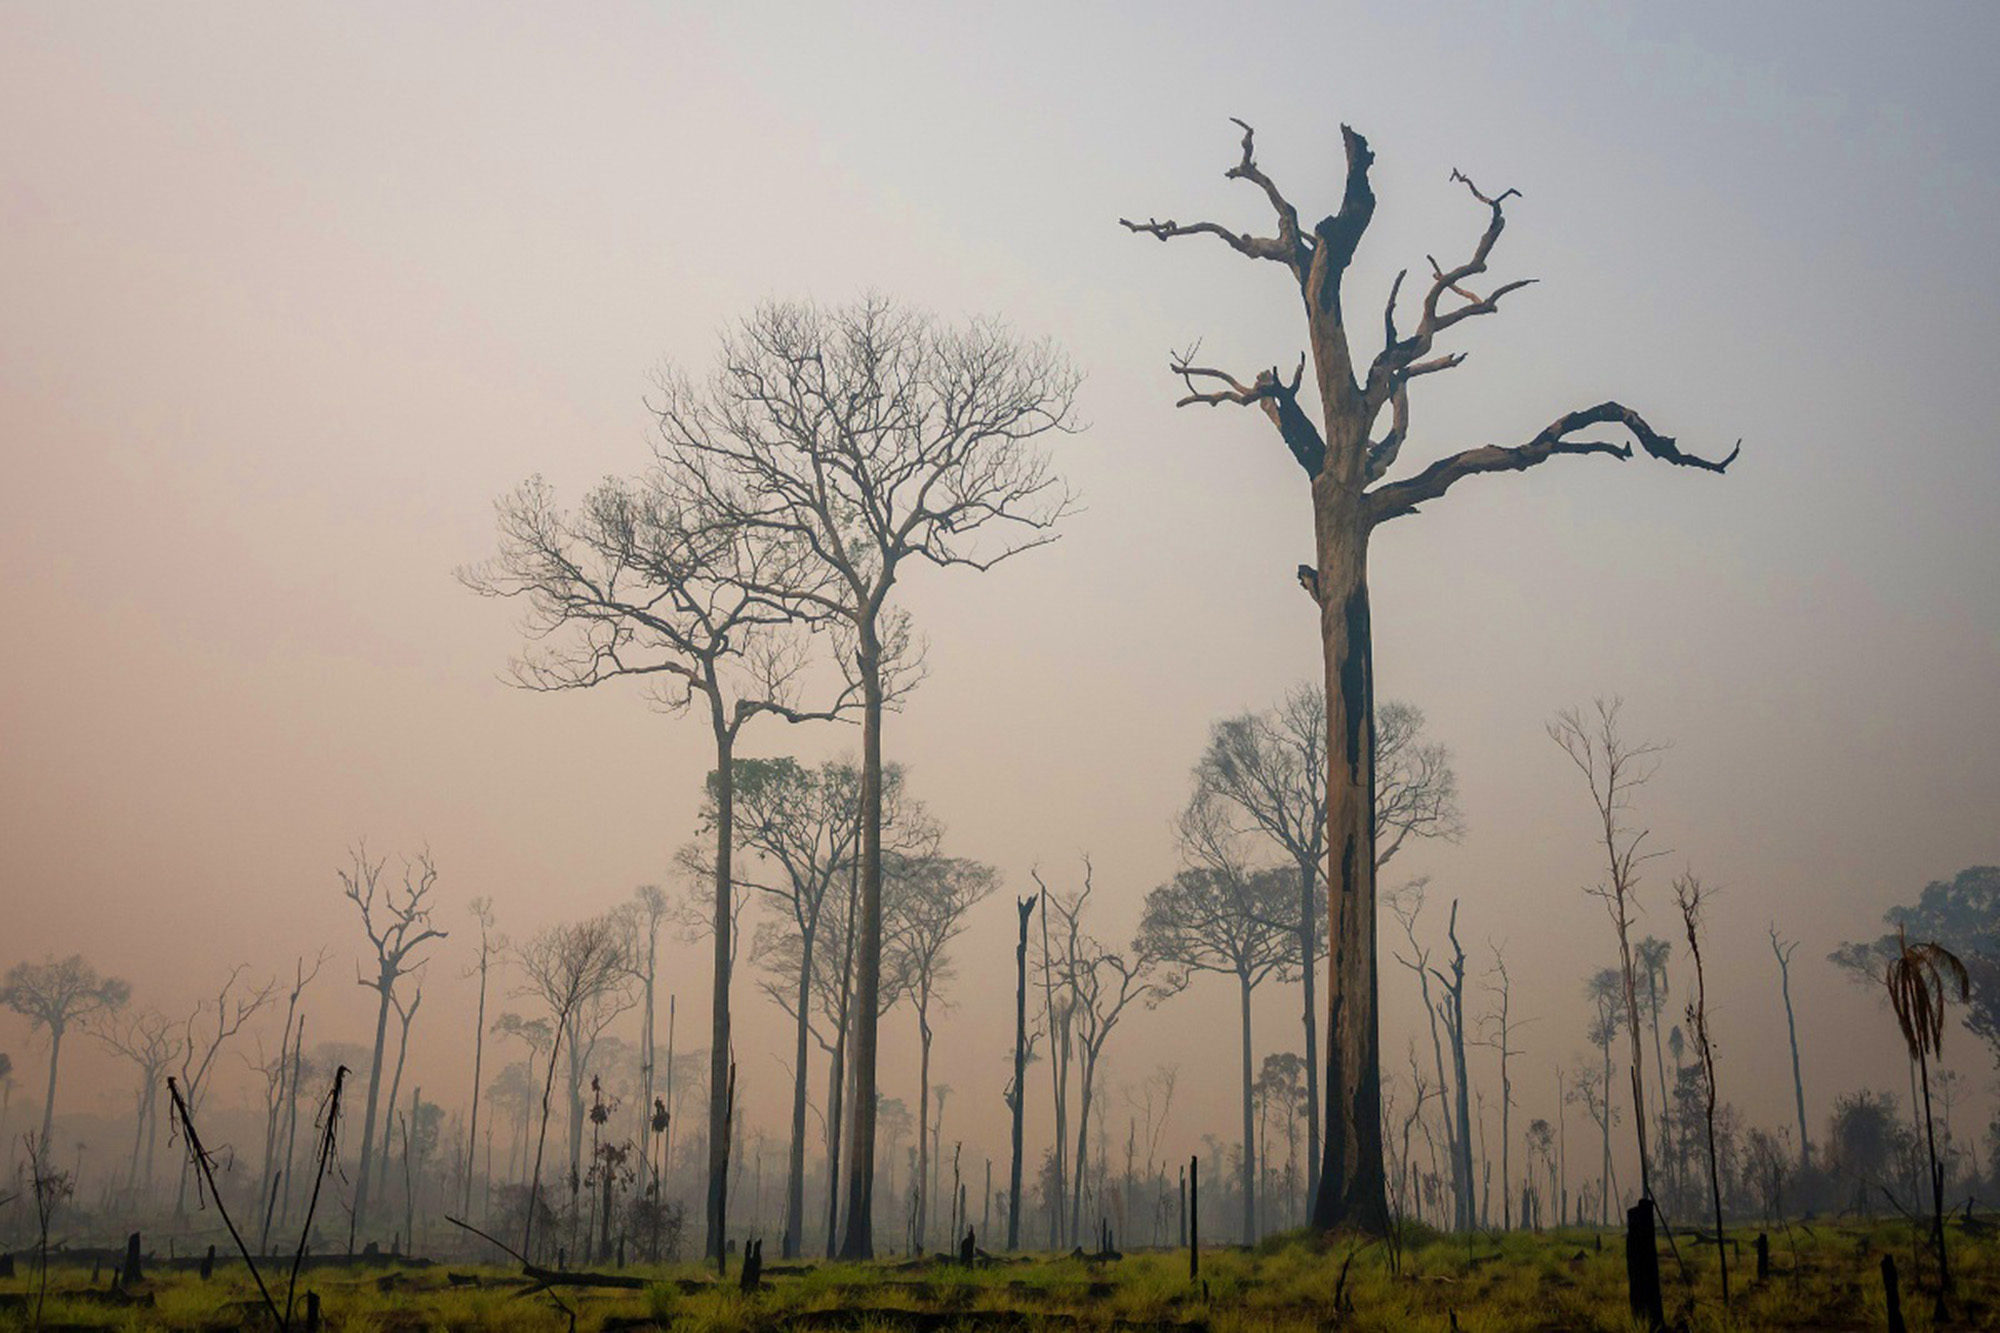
[3, 5, 1998, 1330]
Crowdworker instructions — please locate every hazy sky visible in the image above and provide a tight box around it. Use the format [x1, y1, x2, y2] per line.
[4, 1, 1998, 1188]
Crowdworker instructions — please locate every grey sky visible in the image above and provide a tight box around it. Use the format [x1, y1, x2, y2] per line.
[3, 2, 1997, 1182]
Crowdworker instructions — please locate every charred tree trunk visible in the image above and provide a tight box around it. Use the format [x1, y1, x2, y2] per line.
[1008, 895, 1034, 1251]
[1313, 508, 1386, 1232]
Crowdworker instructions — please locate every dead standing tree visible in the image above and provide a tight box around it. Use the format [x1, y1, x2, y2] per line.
[1768, 925, 1811, 1171]
[341, 845, 445, 1249]
[653, 296, 1080, 1257]
[462, 462, 854, 1265]
[94, 1007, 183, 1200]
[1550, 700, 1667, 1211]
[1123, 121, 1736, 1231]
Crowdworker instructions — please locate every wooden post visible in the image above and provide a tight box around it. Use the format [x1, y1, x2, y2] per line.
[1882, 1255, 1905, 1333]
[1189, 1155, 1200, 1282]
[305, 1290, 322, 1333]
[1755, 1233, 1769, 1282]
[122, 1232, 142, 1286]
[1624, 1201, 1664, 1333]
[200, 1244, 215, 1280]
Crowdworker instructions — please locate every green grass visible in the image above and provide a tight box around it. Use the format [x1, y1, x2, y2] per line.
[1, 1218, 1991, 1331]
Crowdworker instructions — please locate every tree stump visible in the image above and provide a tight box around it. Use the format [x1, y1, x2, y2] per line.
[121, 1232, 143, 1286]
[1188, 1156, 1200, 1282]
[1755, 1233, 1769, 1282]
[1624, 1201, 1664, 1333]
[199, 1244, 215, 1280]
[1882, 1255, 1905, 1333]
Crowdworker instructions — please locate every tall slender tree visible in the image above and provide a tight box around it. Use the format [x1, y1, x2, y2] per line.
[1138, 848, 1294, 1243]
[464, 462, 853, 1262]
[652, 297, 1080, 1258]
[340, 846, 445, 1247]
[463, 898, 501, 1215]
[888, 855, 997, 1251]
[1, 956, 129, 1167]
[1769, 924, 1811, 1170]
[1124, 121, 1735, 1231]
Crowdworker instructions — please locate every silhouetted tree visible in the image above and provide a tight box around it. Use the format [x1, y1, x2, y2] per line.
[1884, 927, 1969, 1308]
[2, 955, 129, 1167]
[95, 1007, 182, 1197]
[1124, 122, 1735, 1231]
[1769, 925, 1812, 1170]
[1551, 700, 1666, 1208]
[888, 854, 997, 1251]
[1138, 843, 1294, 1243]
[1837, 867, 2000, 1072]
[514, 914, 630, 1262]
[651, 296, 1080, 1257]
[463, 898, 501, 1215]
[1041, 859, 1182, 1243]
[339, 845, 443, 1247]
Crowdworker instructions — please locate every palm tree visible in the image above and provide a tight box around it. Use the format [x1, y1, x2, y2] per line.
[1884, 927, 1968, 1312]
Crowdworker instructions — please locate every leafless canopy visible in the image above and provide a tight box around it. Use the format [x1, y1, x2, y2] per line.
[458, 467, 851, 729]
[652, 296, 1083, 606]
[1123, 121, 1737, 527]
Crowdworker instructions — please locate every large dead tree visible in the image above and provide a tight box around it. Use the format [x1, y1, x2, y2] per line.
[653, 297, 1079, 1257]
[1124, 121, 1735, 1231]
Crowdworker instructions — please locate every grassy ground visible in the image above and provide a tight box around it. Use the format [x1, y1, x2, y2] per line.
[1, 1218, 1992, 1331]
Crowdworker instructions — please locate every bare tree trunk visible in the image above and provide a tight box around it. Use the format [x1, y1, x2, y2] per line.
[1311, 512, 1386, 1233]
[783, 930, 813, 1259]
[36, 1026, 63, 1165]
[1771, 928, 1811, 1170]
[824, 859, 858, 1258]
[838, 637, 884, 1259]
[351, 983, 392, 1250]
[1008, 895, 1033, 1251]
[706, 719, 736, 1263]
[1297, 856, 1321, 1207]
[465, 949, 489, 1216]
[1238, 972, 1257, 1245]
[915, 1000, 932, 1252]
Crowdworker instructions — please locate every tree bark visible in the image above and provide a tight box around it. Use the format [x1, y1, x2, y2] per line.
[838, 634, 884, 1259]
[1311, 500, 1386, 1232]
[705, 718, 736, 1263]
